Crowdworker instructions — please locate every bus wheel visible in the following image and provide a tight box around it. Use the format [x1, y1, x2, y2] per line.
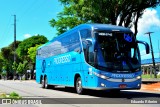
[76, 77, 83, 94]
[41, 78, 45, 88]
[44, 77, 49, 89]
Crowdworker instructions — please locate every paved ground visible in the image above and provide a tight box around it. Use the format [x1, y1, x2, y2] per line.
[141, 82, 160, 92]
[0, 80, 159, 107]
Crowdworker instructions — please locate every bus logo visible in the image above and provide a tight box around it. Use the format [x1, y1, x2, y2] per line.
[124, 34, 132, 42]
[54, 54, 71, 64]
[111, 74, 135, 78]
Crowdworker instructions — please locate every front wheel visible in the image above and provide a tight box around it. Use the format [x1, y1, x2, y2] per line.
[76, 77, 84, 94]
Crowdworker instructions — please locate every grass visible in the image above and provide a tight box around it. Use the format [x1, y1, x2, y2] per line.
[142, 74, 160, 79]
[0, 91, 21, 99]
[0, 93, 7, 98]
[9, 92, 22, 99]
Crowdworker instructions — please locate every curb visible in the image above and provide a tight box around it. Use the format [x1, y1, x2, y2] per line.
[142, 78, 160, 83]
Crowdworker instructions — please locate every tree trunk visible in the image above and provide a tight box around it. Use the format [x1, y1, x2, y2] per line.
[31, 63, 35, 79]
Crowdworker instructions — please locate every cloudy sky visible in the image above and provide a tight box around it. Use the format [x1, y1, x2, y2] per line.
[136, 8, 160, 60]
[0, 0, 160, 60]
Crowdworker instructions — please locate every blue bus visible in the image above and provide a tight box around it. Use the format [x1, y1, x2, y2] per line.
[36, 24, 149, 94]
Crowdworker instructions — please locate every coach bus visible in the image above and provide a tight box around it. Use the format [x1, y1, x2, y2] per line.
[36, 24, 149, 94]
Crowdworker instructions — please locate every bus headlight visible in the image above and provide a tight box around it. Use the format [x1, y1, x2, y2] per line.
[136, 76, 141, 79]
[93, 72, 110, 80]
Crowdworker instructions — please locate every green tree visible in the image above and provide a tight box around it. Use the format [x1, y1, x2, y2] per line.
[28, 44, 42, 79]
[50, 0, 160, 36]
[1, 72, 6, 80]
[12, 61, 18, 73]
[0, 41, 21, 79]
[17, 63, 24, 80]
[28, 44, 42, 63]
[17, 61, 28, 80]
[16, 35, 48, 59]
[16, 35, 48, 79]
[0, 52, 4, 74]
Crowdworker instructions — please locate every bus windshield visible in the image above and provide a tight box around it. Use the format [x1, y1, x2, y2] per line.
[94, 31, 140, 72]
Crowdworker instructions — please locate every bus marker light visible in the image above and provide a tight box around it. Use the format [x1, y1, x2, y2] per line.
[119, 84, 127, 88]
[101, 83, 105, 87]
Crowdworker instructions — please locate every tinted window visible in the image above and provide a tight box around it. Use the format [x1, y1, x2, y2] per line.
[38, 32, 80, 58]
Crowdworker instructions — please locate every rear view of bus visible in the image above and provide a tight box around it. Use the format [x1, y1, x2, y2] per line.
[36, 24, 150, 94]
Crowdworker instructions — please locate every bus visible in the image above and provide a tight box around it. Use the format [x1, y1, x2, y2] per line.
[36, 24, 149, 94]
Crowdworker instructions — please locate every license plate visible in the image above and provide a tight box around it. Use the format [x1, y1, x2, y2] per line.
[119, 84, 127, 88]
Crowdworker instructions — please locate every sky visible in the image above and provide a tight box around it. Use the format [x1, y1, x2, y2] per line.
[0, 0, 160, 60]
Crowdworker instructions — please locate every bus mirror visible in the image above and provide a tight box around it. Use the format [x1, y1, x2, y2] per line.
[137, 41, 150, 54]
[86, 39, 93, 47]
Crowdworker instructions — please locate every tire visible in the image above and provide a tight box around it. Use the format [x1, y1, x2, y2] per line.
[44, 77, 50, 89]
[76, 77, 84, 94]
[41, 78, 45, 88]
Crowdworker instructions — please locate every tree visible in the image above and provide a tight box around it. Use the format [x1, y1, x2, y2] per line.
[16, 35, 48, 59]
[17, 63, 24, 80]
[0, 41, 21, 79]
[28, 44, 42, 79]
[1, 72, 6, 80]
[16, 35, 48, 79]
[0, 52, 4, 74]
[50, 0, 160, 36]
[12, 61, 18, 75]
[28, 44, 42, 63]
[17, 61, 28, 80]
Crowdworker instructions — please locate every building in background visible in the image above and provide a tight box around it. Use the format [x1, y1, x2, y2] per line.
[141, 58, 160, 76]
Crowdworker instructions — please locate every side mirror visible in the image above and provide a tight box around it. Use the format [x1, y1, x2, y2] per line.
[85, 38, 93, 46]
[137, 41, 150, 54]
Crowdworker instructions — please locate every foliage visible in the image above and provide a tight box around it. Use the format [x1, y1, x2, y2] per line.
[16, 35, 48, 58]
[28, 44, 42, 63]
[1, 72, 6, 77]
[17, 61, 28, 76]
[15, 35, 48, 79]
[0, 91, 21, 99]
[142, 74, 160, 78]
[50, 0, 160, 36]
[0, 34, 48, 80]
[17, 63, 24, 75]
[0, 93, 6, 98]
[0, 41, 21, 78]
[12, 61, 18, 72]
[9, 92, 20, 98]
[0, 52, 4, 73]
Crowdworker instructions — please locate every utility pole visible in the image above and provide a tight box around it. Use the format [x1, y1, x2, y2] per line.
[158, 40, 160, 59]
[13, 15, 16, 80]
[13, 15, 16, 62]
[145, 32, 157, 78]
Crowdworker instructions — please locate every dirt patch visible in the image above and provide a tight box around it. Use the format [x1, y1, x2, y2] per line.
[141, 82, 160, 92]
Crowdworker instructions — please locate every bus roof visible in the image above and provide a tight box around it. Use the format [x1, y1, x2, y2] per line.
[51, 23, 131, 40]
[87, 23, 131, 32]
[38, 23, 131, 49]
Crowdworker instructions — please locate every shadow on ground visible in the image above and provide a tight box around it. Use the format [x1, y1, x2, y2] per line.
[47, 86, 160, 99]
